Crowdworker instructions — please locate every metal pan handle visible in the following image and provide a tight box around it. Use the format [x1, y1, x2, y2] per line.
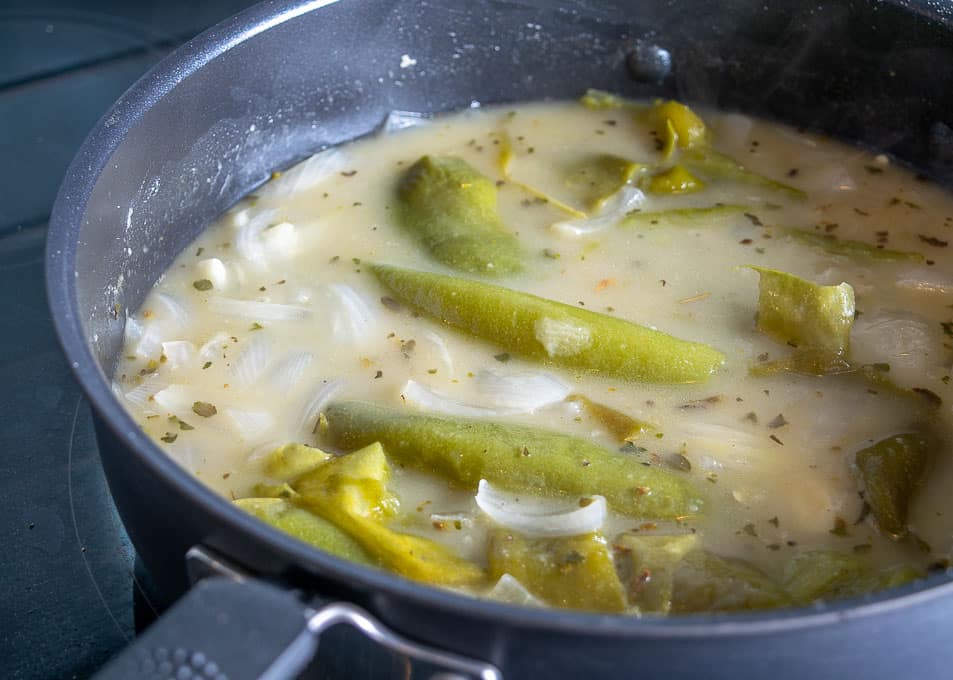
[93, 550, 502, 680]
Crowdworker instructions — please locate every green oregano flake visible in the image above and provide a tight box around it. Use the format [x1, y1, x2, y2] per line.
[193, 279, 213, 291]
[192, 401, 218, 418]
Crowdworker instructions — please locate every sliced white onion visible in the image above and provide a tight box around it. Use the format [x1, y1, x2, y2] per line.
[196, 258, 229, 290]
[474, 479, 606, 537]
[151, 384, 197, 417]
[261, 221, 298, 259]
[208, 297, 309, 322]
[318, 283, 377, 343]
[123, 377, 169, 415]
[673, 421, 765, 471]
[257, 148, 347, 199]
[234, 208, 278, 266]
[422, 330, 454, 374]
[229, 334, 273, 387]
[199, 331, 232, 362]
[474, 370, 570, 412]
[401, 380, 506, 417]
[379, 110, 431, 134]
[161, 340, 196, 370]
[295, 379, 345, 434]
[485, 573, 544, 607]
[125, 316, 162, 360]
[266, 350, 314, 393]
[127, 294, 190, 359]
[223, 407, 276, 443]
[150, 293, 191, 331]
[551, 185, 644, 237]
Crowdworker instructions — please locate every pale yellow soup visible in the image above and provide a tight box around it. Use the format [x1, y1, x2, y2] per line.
[114, 99, 953, 613]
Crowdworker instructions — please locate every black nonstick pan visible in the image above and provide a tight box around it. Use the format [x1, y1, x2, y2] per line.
[46, 1, 953, 677]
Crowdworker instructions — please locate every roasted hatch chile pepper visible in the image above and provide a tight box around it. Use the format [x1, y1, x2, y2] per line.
[261, 442, 331, 480]
[670, 549, 791, 613]
[612, 533, 698, 613]
[487, 529, 627, 612]
[396, 155, 524, 275]
[685, 148, 806, 199]
[645, 164, 705, 195]
[320, 400, 702, 519]
[562, 153, 642, 211]
[855, 433, 933, 538]
[293, 442, 485, 585]
[294, 441, 397, 519]
[234, 497, 375, 565]
[372, 263, 725, 384]
[644, 100, 709, 155]
[783, 229, 925, 263]
[783, 550, 921, 603]
[749, 266, 855, 357]
[566, 394, 655, 442]
[619, 204, 749, 229]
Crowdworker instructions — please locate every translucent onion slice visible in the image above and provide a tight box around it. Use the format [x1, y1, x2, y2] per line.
[400, 380, 507, 417]
[122, 378, 169, 415]
[261, 221, 298, 260]
[230, 334, 273, 387]
[266, 350, 314, 393]
[423, 330, 454, 375]
[551, 185, 644, 237]
[208, 298, 309, 322]
[295, 379, 345, 434]
[257, 148, 347, 199]
[196, 257, 229, 290]
[151, 384, 197, 418]
[151, 293, 191, 331]
[474, 479, 607, 537]
[474, 370, 570, 411]
[125, 316, 162, 360]
[199, 331, 231, 362]
[161, 340, 196, 370]
[234, 208, 278, 266]
[318, 283, 377, 343]
[223, 407, 276, 443]
[485, 573, 544, 607]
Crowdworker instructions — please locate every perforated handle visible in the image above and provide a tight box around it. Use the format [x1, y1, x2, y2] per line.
[93, 577, 316, 680]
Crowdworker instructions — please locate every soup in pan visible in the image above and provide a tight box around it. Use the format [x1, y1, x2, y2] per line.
[113, 93, 953, 614]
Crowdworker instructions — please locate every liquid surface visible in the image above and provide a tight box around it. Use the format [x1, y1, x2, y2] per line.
[114, 98, 953, 614]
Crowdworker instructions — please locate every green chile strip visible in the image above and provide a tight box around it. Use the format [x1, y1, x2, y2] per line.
[855, 433, 932, 538]
[321, 400, 702, 519]
[396, 156, 524, 275]
[373, 264, 724, 384]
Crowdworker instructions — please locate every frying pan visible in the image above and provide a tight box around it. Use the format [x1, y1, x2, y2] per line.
[46, 0, 953, 677]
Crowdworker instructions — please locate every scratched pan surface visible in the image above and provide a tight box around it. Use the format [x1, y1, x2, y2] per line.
[47, 1, 953, 678]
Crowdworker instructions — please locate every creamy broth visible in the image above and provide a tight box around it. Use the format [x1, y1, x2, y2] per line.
[114, 98, 953, 613]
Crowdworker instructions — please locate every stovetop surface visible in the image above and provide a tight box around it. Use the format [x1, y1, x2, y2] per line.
[0, 3, 259, 677]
